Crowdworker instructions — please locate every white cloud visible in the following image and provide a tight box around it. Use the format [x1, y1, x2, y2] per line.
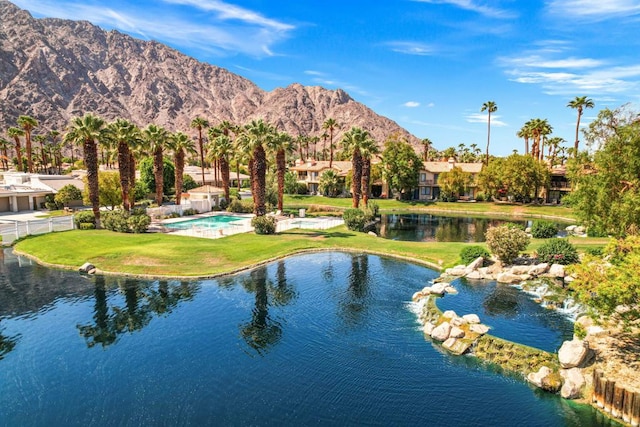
[413, 0, 517, 19]
[499, 55, 604, 69]
[404, 101, 421, 107]
[546, 0, 640, 20]
[385, 41, 435, 56]
[14, 0, 294, 57]
[427, 102, 435, 107]
[466, 113, 507, 126]
[304, 70, 325, 76]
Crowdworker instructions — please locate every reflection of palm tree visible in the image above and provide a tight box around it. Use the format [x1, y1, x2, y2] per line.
[240, 267, 282, 355]
[338, 254, 370, 327]
[78, 276, 117, 348]
[0, 327, 19, 360]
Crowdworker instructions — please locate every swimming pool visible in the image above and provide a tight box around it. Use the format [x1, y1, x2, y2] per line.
[164, 214, 250, 231]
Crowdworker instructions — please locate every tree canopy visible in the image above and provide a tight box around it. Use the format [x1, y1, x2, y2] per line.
[381, 135, 422, 199]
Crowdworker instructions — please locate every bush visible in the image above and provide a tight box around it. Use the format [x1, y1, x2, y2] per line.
[219, 198, 229, 210]
[79, 223, 95, 230]
[485, 225, 530, 264]
[363, 201, 379, 222]
[584, 247, 604, 257]
[227, 199, 253, 213]
[252, 215, 276, 235]
[343, 208, 366, 232]
[128, 213, 151, 233]
[102, 211, 131, 233]
[531, 220, 558, 238]
[536, 238, 579, 265]
[460, 246, 490, 265]
[182, 174, 198, 192]
[54, 184, 83, 207]
[182, 208, 199, 216]
[74, 211, 96, 228]
[474, 192, 485, 202]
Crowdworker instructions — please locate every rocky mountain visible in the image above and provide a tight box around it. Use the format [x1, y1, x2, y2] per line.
[0, 0, 420, 149]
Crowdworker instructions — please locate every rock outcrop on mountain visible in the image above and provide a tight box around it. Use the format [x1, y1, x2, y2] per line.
[0, 0, 419, 148]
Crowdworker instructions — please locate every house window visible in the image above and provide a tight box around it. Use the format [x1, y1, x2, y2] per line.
[421, 187, 431, 195]
[420, 173, 426, 182]
[434, 174, 439, 183]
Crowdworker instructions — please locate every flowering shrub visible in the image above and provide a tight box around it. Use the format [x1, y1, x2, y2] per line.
[485, 225, 530, 264]
[536, 238, 579, 265]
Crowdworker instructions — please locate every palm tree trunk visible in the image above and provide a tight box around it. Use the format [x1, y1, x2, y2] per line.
[329, 130, 334, 168]
[12, 137, 23, 172]
[117, 141, 131, 211]
[153, 146, 163, 206]
[253, 145, 267, 216]
[276, 149, 285, 212]
[524, 137, 529, 155]
[128, 153, 136, 204]
[351, 149, 362, 208]
[175, 150, 185, 205]
[25, 131, 33, 173]
[361, 158, 371, 207]
[574, 109, 582, 157]
[236, 163, 241, 191]
[84, 138, 101, 228]
[220, 156, 230, 204]
[486, 113, 491, 165]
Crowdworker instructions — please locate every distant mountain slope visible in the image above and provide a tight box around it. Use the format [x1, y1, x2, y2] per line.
[0, 0, 419, 147]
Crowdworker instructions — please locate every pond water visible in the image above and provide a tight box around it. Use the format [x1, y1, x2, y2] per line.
[0, 250, 614, 426]
[376, 214, 564, 242]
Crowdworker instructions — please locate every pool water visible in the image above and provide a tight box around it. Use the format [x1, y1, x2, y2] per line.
[164, 214, 248, 231]
[0, 250, 613, 426]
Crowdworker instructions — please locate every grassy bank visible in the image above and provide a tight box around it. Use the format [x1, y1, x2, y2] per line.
[284, 195, 577, 221]
[13, 227, 609, 278]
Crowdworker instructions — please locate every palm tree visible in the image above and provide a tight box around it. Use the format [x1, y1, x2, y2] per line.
[33, 134, 47, 173]
[480, 101, 497, 165]
[517, 122, 533, 155]
[107, 119, 140, 211]
[7, 127, 24, 172]
[322, 118, 340, 168]
[528, 118, 552, 161]
[359, 137, 379, 207]
[341, 127, 370, 208]
[245, 119, 275, 216]
[17, 115, 38, 173]
[64, 114, 106, 228]
[143, 124, 168, 206]
[546, 136, 565, 166]
[268, 131, 294, 212]
[318, 169, 341, 197]
[209, 134, 234, 204]
[190, 117, 210, 185]
[48, 130, 62, 174]
[567, 96, 595, 157]
[421, 138, 432, 161]
[168, 132, 196, 206]
[320, 131, 329, 161]
[0, 137, 10, 170]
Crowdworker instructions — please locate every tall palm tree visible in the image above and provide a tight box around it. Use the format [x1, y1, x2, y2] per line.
[539, 123, 553, 162]
[7, 127, 24, 172]
[33, 135, 47, 173]
[546, 136, 565, 166]
[268, 131, 294, 212]
[320, 131, 329, 161]
[168, 131, 196, 206]
[517, 121, 533, 155]
[528, 118, 552, 162]
[322, 118, 340, 168]
[244, 119, 275, 216]
[107, 119, 140, 211]
[567, 96, 595, 157]
[143, 124, 168, 206]
[480, 101, 497, 165]
[64, 114, 106, 228]
[342, 127, 370, 208]
[359, 136, 379, 207]
[190, 117, 210, 185]
[17, 115, 38, 173]
[208, 134, 234, 204]
[0, 137, 10, 170]
[421, 138, 432, 161]
[48, 130, 62, 174]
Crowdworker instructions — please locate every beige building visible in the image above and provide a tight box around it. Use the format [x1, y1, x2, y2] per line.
[0, 172, 83, 213]
[290, 160, 352, 194]
[416, 158, 483, 201]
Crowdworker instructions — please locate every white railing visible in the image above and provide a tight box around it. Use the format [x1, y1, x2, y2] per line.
[147, 200, 213, 219]
[0, 216, 75, 244]
[275, 217, 344, 232]
[166, 219, 254, 239]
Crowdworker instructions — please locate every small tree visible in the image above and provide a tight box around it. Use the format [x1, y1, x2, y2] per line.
[139, 157, 175, 198]
[83, 172, 122, 210]
[536, 238, 579, 265]
[485, 225, 530, 264]
[438, 166, 473, 201]
[54, 184, 83, 207]
[318, 169, 342, 197]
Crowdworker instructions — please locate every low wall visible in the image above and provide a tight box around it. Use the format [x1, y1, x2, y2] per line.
[592, 369, 640, 426]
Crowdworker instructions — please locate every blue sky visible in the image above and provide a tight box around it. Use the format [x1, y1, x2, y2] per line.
[14, 0, 640, 155]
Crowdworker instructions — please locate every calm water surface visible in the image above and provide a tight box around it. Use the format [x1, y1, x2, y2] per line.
[0, 250, 613, 426]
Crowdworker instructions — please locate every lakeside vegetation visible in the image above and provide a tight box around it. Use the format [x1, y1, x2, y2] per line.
[14, 227, 607, 278]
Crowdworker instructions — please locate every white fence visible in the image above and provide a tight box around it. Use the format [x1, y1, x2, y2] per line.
[167, 221, 254, 239]
[0, 216, 75, 245]
[147, 200, 212, 219]
[275, 217, 344, 232]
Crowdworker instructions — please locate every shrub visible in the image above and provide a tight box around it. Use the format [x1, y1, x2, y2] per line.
[531, 220, 558, 238]
[252, 215, 276, 235]
[474, 192, 485, 202]
[343, 208, 366, 232]
[128, 213, 151, 233]
[536, 238, 579, 265]
[363, 201, 379, 222]
[227, 199, 253, 213]
[460, 246, 490, 265]
[79, 223, 95, 230]
[485, 225, 530, 264]
[219, 198, 229, 210]
[102, 211, 130, 233]
[574, 322, 587, 340]
[584, 247, 604, 257]
[182, 208, 199, 216]
[54, 184, 83, 207]
[182, 174, 198, 191]
[74, 211, 95, 228]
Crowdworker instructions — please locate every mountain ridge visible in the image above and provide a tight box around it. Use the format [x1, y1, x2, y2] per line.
[0, 0, 420, 148]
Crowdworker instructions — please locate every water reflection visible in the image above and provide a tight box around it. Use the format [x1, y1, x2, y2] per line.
[483, 283, 520, 318]
[77, 277, 199, 348]
[239, 262, 297, 355]
[337, 254, 372, 328]
[0, 327, 18, 360]
[377, 214, 527, 242]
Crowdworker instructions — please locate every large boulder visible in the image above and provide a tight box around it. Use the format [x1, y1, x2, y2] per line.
[451, 317, 467, 327]
[548, 263, 566, 278]
[527, 366, 552, 388]
[431, 322, 452, 341]
[510, 265, 532, 275]
[450, 326, 465, 339]
[560, 368, 585, 399]
[529, 263, 549, 276]
[469, 324, 490, 335]
[442, 337, 473, 355]
[79, 262, 96, 274]
[465, 270, 482, 280]
[423, 322, 436, 335]
[445, 266, 466, 277]
[462, 314, 481, 324]
[496, 272, 526, 284]
[464, 256, 485, 274]
[442, 310, 457, 319]
[430, 282, 449, 296]
[527, 366, 562, 392]
[558, 339, 590, 368]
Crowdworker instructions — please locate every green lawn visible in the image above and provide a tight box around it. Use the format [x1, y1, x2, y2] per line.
[14, 226, 608, 278]
[284, 195, 577, 221]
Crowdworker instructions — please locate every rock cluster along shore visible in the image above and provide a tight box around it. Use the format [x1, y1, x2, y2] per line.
[412, 255, 597, 402]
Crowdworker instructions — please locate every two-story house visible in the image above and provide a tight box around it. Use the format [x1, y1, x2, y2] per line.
[289, 160, 352, 194]
[416, 158, 483, 201]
